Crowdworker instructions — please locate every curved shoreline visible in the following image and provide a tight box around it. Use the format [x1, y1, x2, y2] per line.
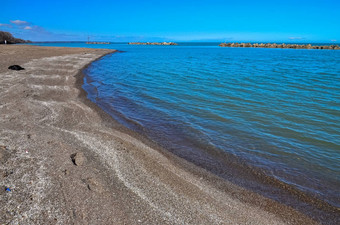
[77, 54, 307, 224]
[0, 45, 331, 224]
[82, 51, 340, 224]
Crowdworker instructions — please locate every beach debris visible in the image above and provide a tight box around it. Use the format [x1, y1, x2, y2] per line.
[70, 152, 86, 166]
[8, 65, 25, 70]
[1, 186, 11, 194]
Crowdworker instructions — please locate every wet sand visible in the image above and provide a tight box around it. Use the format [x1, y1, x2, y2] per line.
[0, 45, 320, 224]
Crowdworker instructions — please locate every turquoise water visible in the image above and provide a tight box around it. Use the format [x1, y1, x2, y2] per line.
[32, 43, 340, 213]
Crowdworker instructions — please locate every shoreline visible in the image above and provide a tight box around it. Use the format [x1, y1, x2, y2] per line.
[83, 52, 340, 224]
[0, 45, 327, 224]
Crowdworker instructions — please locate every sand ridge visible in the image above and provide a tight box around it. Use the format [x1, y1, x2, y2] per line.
[0, 45, 319, 224]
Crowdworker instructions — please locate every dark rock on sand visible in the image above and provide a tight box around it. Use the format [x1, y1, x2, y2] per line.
[8, 65, 25, 70]
[71, 152, 86, 166]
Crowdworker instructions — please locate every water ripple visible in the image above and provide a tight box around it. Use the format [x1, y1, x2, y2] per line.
[85, 46, 340, 208]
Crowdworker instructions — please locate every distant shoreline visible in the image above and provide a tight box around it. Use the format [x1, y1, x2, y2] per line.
[86, 41, 111, 44]
[9, 41, 340, 49]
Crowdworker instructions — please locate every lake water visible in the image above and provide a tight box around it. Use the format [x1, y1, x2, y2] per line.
[32, 42, 340, 215]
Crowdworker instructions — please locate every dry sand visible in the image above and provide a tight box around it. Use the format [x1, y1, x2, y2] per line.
[0, 45, 320, 224]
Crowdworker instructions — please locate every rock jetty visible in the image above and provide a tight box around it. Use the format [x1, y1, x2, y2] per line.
[128, 42, 178, 45]
[219, 42, 340, 50]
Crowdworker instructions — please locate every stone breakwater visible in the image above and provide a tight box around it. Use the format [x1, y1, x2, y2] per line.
[128, 42, 178, 45]
[219, 42, 340, 50]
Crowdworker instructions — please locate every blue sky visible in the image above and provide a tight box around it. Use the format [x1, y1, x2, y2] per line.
[1, 0, 339, 42]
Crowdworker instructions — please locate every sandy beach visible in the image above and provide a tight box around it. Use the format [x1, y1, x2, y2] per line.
[0, 45, 320, 224]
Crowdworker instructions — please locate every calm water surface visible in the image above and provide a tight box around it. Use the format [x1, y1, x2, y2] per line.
[34, 43, 340, 211]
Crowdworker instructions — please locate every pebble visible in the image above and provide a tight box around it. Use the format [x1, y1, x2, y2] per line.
[70, 152, 86, 166]
[63, 169, 69, 175]
[86, 178, 104, 193]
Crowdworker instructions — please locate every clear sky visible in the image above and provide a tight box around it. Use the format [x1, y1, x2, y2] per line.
[1, 0, 339, 42]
